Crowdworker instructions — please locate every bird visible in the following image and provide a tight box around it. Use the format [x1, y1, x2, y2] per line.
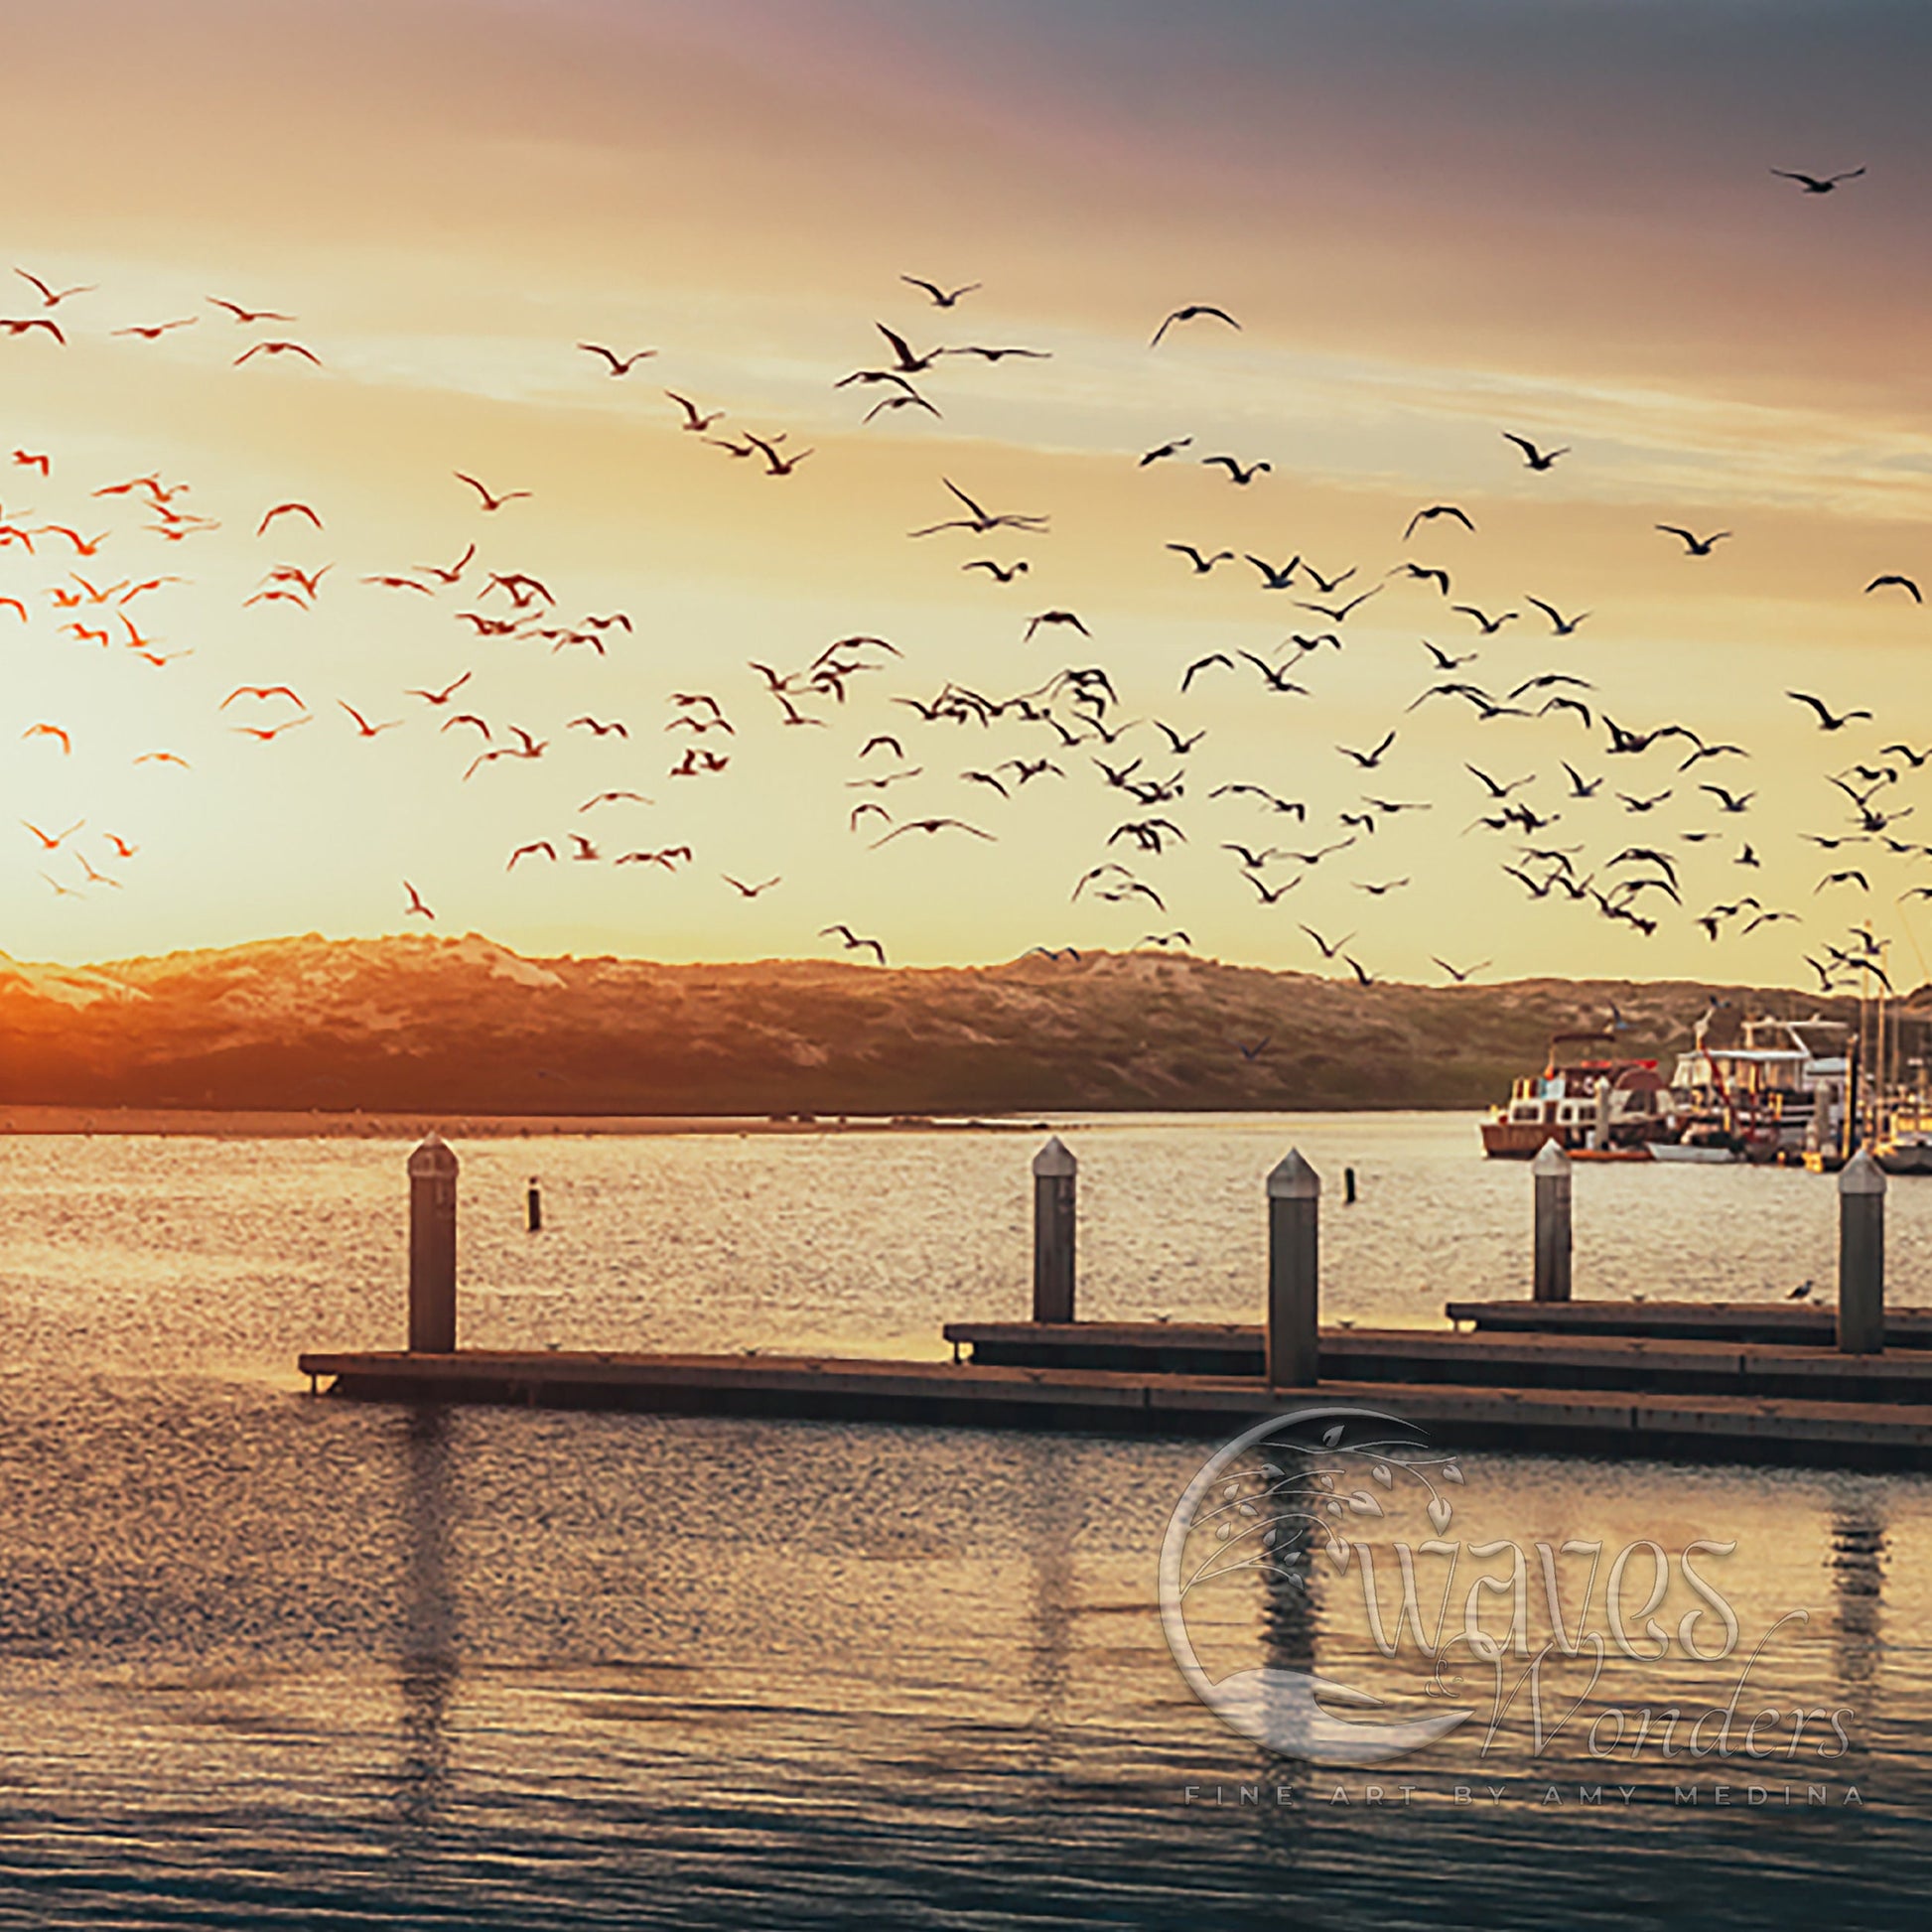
[1336, 731, 1396, 770]
[1403, 503, 1475, 540]
[579, 343, 656, 374]
[1422, 640, 1477, 672]
[235, 341, 322, 367]
[1657, 525, 1731, 556]
[1201, 455, 1270, 484]
[873, 818, 996, 847]
[907, 477, 1048, 537]
[1298, 925, 1355, 961]
[1167, 542, 1233, 574]
[20, 819, 82, 850]
[821, 924, 887, 965]
[1525, 596, 1589, 635]
[723, 875, 781, 897]
[1465, 764, 1533, 800]
[402, 882, 435, 919]
[962, 559, 1030, 582]
[405, 673, 474, 706]
[1247, 555, 1302, 590]
[507, 842, 557, 869]
[1771, 167, 1864, 194]
[15, 269, 93, 306]
[1501, 433, 1568, 470]
[339, 701, 402, 737]
[1180, 654, 1235, 691]
[1788, 691, 1872, 732]
[114, 318, 198, 339]
[220, 684, 306, 709]
[208, 297, 295, 323]
[0, 317, 65, 344]
[1024, 610, 1090, 640]
[665, 391, 725, 432]
[1151, 304, 1240, 346]
[22, 722, 71, 754]
[256, 502, 323, 536]
[1140, 437, 1193, 466]
[1432, 958, 1491, 983]
[1451, 605, 1517, 634]
[1342, 955, 1377, 987]
[900, 275, 980, 307]
[1296, 587, 1380, 622]
[1787, 1280, 1815, 1303]
[454, 473, 531, 511]
[1236, 1036, 1271, 1061]
[1865, 575, 1921, 603]
[1699, 784, 1755, 814]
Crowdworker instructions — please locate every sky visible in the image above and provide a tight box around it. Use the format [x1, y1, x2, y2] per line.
[4, 0, 1931, 988]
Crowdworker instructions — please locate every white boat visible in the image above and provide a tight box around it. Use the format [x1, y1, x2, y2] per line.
[1648, 1143, 1741, 1166]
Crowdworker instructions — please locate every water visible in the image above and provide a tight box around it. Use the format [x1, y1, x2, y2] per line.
[0, 1114, 1928, 1926]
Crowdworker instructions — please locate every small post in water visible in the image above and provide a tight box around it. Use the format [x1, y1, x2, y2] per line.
[1532, 1140, 1573, 1304]
[408, 1132, 459, 1354]
[1343, 1166, 1358, 1205]
[1032, 1136, 1076, 1323]
[1267, 1149, 1320, 1387]
[1837, 1147, 1886, 1354]
[526, 1175, 543, 1234]
[1590, 1076, 1611, 1153]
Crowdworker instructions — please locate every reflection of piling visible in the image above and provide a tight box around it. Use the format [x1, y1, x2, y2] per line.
[525, 1176, 543, 1234]
[1343, 1167, 1357, 1205]
[408, 1133, 459, 1354]
[1267, 1150, 1319, 1387]
[1032, 1137, 1076, 1323]
[1837, 1148, 1886, 1354]
[1532, 1141, 1572, 1304]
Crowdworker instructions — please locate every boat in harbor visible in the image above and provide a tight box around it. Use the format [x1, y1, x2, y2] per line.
[1481, 1012, 1853, 1163]
[1479, 1032, 1677, 1157]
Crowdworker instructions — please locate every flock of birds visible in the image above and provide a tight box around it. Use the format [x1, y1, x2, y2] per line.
[6, 166, 1926, 1004]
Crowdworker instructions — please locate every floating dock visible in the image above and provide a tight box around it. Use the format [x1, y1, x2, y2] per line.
[299, 1338, 1932, 1469]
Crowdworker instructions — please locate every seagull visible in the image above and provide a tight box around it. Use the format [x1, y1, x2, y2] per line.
[402, 882, 435, 919]
[962, 559, 1029, 582]
[454, 473, 531, 511]
[1167, 542, 1233, 574]
[507, 842, 557, 869]
[1525, 596, 1589, 635]
[208, 297, 295, 323]
[665, 391, 725, 433]
[1788, 691, 1872, 732]
[1502, 433, 1568, 471]
[1403, 503, 1475, 540]
[900, 275, 980, 307]
[1771, 167, 1864, 194]
[723, 875, 781, 897]
[1657, 525, 1731, 556]
[578, 343, 656, 374]
[1201, 455, 1269, 484]
[1865, 575, 1922, 603]
[1151, 304, 1240, 347]
[821, 923, 887, 965]
[1140, 436, 1193, 466]
[234, 341, 322, 367]
[1432, 958, 1491, 983]
[15, 268, 94, 306]
[339, 701, 402, 737]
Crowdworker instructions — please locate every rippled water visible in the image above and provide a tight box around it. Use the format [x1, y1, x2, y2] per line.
[1, 1115, 1928, 1926]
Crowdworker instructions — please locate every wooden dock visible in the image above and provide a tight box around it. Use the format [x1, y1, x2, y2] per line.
[298, 1344, 1932, 1469]
[1444, 1300, 1932, 1346]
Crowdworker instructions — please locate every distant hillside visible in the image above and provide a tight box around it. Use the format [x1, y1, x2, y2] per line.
[0, 933, 1866, 1116]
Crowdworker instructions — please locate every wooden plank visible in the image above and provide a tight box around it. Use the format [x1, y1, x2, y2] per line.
[1444, 1301, 1932, 1346]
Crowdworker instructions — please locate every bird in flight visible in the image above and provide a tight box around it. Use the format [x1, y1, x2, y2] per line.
[15, 268, 93, 306]
[507, 842, 558, 869]
[340, 701, 402, 737]
[723, 875, 781, 897]
[962, 559, 1029, 582]
[908, 478, 1048, 537]
[900, 275, 980, 307]
[209, 297, 295, 323]
[1787, 691, 1872, 732]
[1525, 596, 1589, 635]
[0, 317, 66, 344]
[821, 923, 887, 965]
[455, 473, 530, 511]
[1432, 958, 1491, 983]
[114, 318, 198, 339]
[1201, 454, 1269, 485]
[1151, 304, 1240, 346]
[1167, 542, 1233, 574]
[1771, 166, 1865, 194]
[235, 341, 322, 367]
[1502, 433, 1568, 471]
[1656, 524, 1731, 556]
[257, 501, 323, 536]
[1404, 503, 1475, 540]
[665, 391, 724, 433]
[403, 882, 435, 919]
[579, 343, 656, 374]
[22, 722, 71, 754]
[1140, 436, 1192, 466]
[1865, 575, 1921, 603]
[1024, 610, 1089, 641]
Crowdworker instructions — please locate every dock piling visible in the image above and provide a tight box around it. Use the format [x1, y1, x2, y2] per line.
[1266, 1149, 1320, 1386]
[1532, 1141, 1573, 1304]
[408, 1132, 459, 1354]
[1838, 1148, 1886, 1355]
[1032, 1136, 1077, 1323]
[526, 1175, 543, 1234]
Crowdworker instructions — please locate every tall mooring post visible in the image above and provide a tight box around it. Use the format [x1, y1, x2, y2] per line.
[1532, 1140, 1573, 1304]
[1838, 1147, 1886, 1355]
[1032, 1136, 1077, 1323]
[408, 1132, 459, 1354]
[1266, 1149, 1320, 1388]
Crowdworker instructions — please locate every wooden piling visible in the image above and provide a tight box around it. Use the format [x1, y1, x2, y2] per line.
[526, 1176, 543, 1234]
[408, 1133, 459, 1354]
[1838, 1147, 1886, 1355]
[1266, 1149, 1320, 1387]
[1532, 1140, 1573, 1304]
[1032, 1137, 1076, 1323]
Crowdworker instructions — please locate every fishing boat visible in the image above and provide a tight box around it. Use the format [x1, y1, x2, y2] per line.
[1666, 1014, 1851, 1165]
[1480, 1032, 1677, 1157]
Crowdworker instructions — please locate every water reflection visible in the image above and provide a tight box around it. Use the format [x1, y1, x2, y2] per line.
[396, 1406, 459, 1831]
[1828, 1503, 1888, 1694]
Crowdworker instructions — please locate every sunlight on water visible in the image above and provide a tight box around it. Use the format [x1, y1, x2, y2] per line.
[0, 1117, 1928, 1926]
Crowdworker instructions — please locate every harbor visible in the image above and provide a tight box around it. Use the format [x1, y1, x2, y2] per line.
[300, 1128, 1932, 1469]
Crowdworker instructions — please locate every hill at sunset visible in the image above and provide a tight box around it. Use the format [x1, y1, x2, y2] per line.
[0, 934, 1861, 1116]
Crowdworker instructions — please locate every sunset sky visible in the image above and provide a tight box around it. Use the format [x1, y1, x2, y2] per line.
[5, 0, 1931, 985]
